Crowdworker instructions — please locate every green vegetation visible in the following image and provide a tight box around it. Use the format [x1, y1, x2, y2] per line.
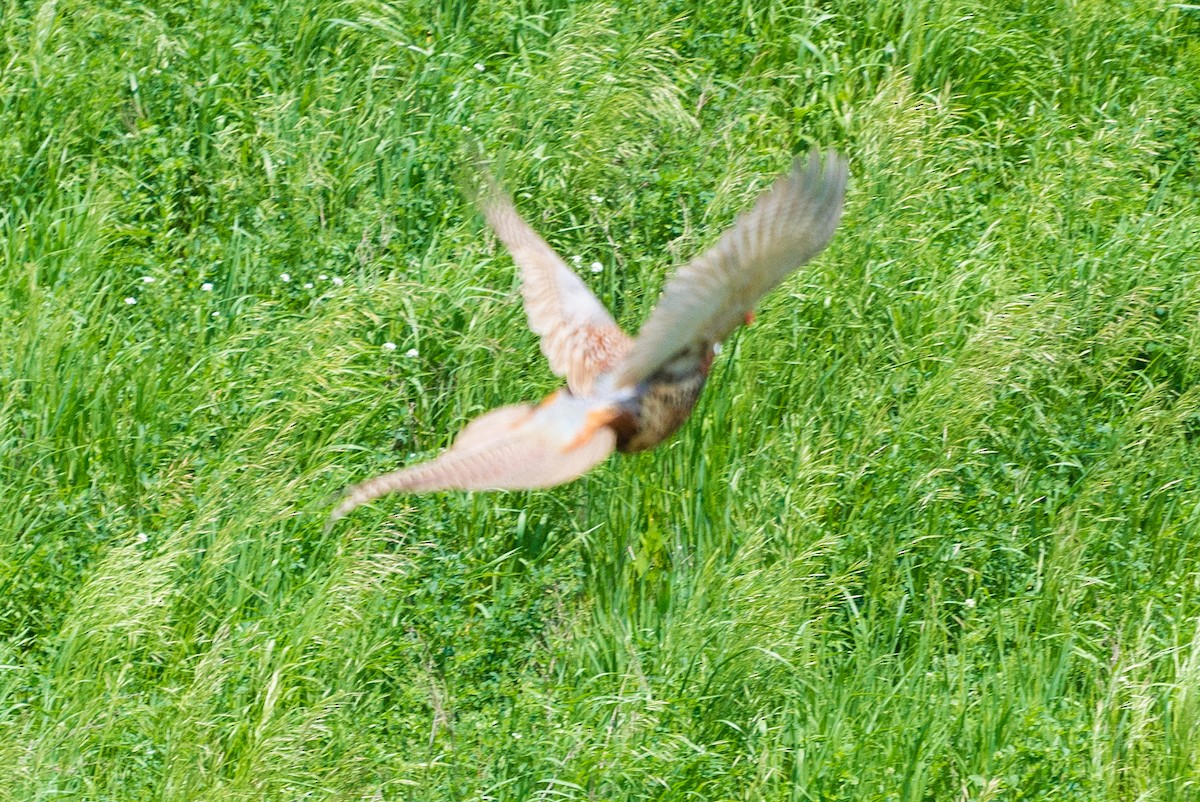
[3, 0, 1200, 798]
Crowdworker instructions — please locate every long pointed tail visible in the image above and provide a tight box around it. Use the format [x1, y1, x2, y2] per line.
[327, 397, 618, 529]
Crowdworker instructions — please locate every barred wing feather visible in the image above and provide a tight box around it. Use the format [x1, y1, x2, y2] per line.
[614, 151, 847, 388]
[477, 176, 633, 395]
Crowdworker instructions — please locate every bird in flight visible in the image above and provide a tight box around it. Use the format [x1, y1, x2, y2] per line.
[328, 150, 847, 526]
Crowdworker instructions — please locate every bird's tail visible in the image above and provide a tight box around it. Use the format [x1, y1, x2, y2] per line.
[327, 395, 619, 529]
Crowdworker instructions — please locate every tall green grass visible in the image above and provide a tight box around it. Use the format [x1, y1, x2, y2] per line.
[2, 0, 1199, 798]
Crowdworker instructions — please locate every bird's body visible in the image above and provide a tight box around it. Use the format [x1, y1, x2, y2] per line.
[612, 354, 712, 453]
[328, 150, 848, 527]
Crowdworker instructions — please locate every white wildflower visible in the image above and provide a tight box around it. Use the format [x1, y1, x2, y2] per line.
[201, 282, 214, 292]
[140, 276, 155, 284]
[590, 261, 603, 274]
[382, 342, 397, 351]
[303, 282, 314, 289]
[331, 276, 344, 286]
[964, 598, 976, 609]
[124, 296, 137, 305]
[405, 348, 419, 358]
[571, 255, 583, 265]
[279, 272, 291, 282]
[318, 274, 329, 281]
[474, 62, 485, 72]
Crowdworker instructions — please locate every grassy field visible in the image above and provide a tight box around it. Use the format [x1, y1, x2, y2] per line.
[3, 0, 1200, 798]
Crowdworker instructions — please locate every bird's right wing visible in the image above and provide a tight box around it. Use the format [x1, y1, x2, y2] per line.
[613, 150, 847, 388]
[327, 393, 619, 527]
[476, 173, 633, 395]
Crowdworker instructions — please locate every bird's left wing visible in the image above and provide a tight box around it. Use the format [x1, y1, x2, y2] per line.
[476, 173, 633, 395]
[327, 393, 618, 527]
[613, 150, 847, 389]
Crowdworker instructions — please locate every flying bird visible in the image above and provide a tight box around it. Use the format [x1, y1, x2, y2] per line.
[328, 150, 848, 526]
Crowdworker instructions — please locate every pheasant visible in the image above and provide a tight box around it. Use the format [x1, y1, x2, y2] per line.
[328, 150, 847, 526]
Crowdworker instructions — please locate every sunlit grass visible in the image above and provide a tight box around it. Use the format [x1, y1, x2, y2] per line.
[2, 0, 1199, 798]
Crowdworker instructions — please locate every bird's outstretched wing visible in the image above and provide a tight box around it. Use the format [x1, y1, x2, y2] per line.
[476, 172, 633, 395]
[327, 393, 619, 527]
[613, 150, 847, 389]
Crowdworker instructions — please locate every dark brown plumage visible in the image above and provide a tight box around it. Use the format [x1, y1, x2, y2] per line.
[329, 150, 848, 526]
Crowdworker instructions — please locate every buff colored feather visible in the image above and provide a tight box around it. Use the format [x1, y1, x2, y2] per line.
[476, 176, 633, 395]
[329, 150, 847, 527]
[327, 396, 618, 528]
[614, 151, 847, 388]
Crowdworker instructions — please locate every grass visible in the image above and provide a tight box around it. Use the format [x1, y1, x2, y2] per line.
[2, 0, 1200, 798]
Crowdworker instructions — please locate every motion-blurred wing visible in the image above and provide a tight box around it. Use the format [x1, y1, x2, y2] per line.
[327, 395, 618, 526]
[477, 172, 633, 395]
[614, 150, 847, 388]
